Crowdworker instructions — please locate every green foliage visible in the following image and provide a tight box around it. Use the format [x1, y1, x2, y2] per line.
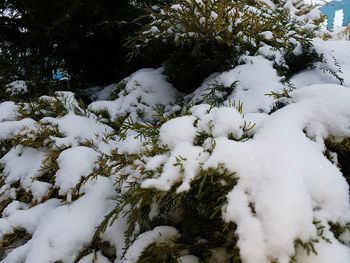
[88, 104, 258, 262]
[266, 88, 292, 100]
[73, 238, 116, 263]
[290, 220, 333, 263]
[130, 0, 325, 93]
[0, 0, 168, 89]
[0, 198, 12, 216]
[325, 137, 350, 186]
[0, 92, 95, 210]
[0, 227, 32, 249]
[163, 43, 239, 92]
[329, 222, 350, 244]
[201, 81, 237, 107]
[16, 94, 82, 121]
[0, 80, 68, 103]
[14, 184, 34, 204]
[278, 44, 322, 78]
[96, 165, 240, 262]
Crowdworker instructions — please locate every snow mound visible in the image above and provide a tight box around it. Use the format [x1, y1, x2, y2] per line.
[89, 68, 182, 121]
[205, 84, 350, 263]
[189, 56, 284, 113]
[124, 83, 350, 263]
[0, 101, 18, 122]
[55, 146, 99, 194]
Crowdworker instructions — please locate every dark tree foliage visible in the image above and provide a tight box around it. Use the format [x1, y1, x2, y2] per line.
[164, 43, 239, 92]
[0, 0, 166, 89]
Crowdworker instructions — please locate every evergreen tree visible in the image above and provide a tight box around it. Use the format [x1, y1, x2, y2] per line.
[0, 0, 164, 89]
[129, 0, 327, 93]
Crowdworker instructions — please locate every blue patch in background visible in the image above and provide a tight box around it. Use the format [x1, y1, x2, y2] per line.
[320, 0, 350, 29]
[52, 70, 67, 81]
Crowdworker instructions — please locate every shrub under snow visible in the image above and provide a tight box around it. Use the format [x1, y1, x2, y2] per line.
[1, 35, 350, 263]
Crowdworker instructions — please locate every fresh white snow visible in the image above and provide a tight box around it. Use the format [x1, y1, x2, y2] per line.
[1, 39, 350, 263]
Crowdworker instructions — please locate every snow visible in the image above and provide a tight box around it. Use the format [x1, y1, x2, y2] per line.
[0, 199, 61, 235]
[204, 84, 350, 263]
[135, 82, 350, 263]
[0, 101, 18, 122]
[30, 181, 51, 199]
[136, 82, 350, 262]
[142, 142, 209, 193]
[0, 146, 49, 198]
[55, 146, 99, 194]
[291, 40, 350, 88]
[115, 131, 143, 155]
[0, 118, 36, 140]
[89, 68, 182, 122]
[5, 80, 28, 95]
[22, 177, 115, 263]
[1, 243, 30, 263]
[159, 116, 197, 148]
[189, 56, 284, 113]
[51, 91, 83, 113]
[196, 106, 244, 138]
[101, 207, 129, 261]
[78, 251, 111, 263]
[260, 31, 273, 40]
[42, 113, 113, 147]
[296, 239, 350, 263]
[1, 37, 350, 263]
[122, 226, 180, 263]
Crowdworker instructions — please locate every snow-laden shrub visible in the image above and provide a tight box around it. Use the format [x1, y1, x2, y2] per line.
[186, 55, 285, 114]
[130, 0, 327, 92]
[89, 103, 254, 262]
[0, 79, 69, 103]
[0, 79, 185, 262]
[89, 68, 183, 124]
[90, 84, 350, 263]
[0, 92, 116, 262]
[1, 41, 350, 263]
